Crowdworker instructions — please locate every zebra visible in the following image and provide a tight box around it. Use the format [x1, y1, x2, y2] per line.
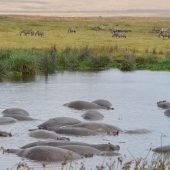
[20, 29, 34, 36]
[112, 32, 127, 38]
[68, 28, 76, 33]
[35, 30, 44, 37]
[159, 31, 170, 39]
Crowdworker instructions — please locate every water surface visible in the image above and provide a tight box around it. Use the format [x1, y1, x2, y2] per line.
[0, 69, 170, 169]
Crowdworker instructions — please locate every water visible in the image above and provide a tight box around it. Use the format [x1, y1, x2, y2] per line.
[0, 69, 170, 169]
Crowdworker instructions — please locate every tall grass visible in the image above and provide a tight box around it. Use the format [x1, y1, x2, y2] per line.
[0, 46, 169, 81]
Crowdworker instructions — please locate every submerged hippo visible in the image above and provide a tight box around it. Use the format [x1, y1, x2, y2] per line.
[2, 108, 30, 117]
[64, 101, 105, 110]
[152, 145, 170, 153]
[3, 115, 34, 121]
[0, 131, 12, 137]
[58, 145, 101, 157]
[48, 127, 98, 136]
[2, 108, 34, 121]
[124, 129, 151, 135]
[21, 141, 120, 151]
[0, 117, 17, 125]
[6, 146, 81, 162]
[38, 117, 81, 129]
[157, 101, 170, 109]
[70, 122, 121, 134]
[29, 129, 70, 141]
[164, 109, 170, 117]
[82, 110, 104, 121]
[92, 99, 114, 110]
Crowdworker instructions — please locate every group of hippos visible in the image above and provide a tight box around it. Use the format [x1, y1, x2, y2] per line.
[19, 29, 44, 37]
[0, 99, 170, 163]
[152, 26, 170, 39]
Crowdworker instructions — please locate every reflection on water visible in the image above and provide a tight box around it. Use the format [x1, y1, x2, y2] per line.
[0, 69, 170, 169]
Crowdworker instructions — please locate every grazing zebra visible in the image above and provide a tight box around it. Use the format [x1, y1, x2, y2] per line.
[110, 27, 131, 34]
[152, 27, 161, 33]
[159, 31, 170, 39]
[20, 29, 34, 36]
[35, 30, 44, 37]
[68, 28, 76, 33]
[112, 32, 127, 38]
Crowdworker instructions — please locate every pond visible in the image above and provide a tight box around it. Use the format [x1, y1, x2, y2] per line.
[0, 69, 170, 169]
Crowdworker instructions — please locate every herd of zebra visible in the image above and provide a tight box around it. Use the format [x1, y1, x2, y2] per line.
[90, 25, 132, 38]
[19, 29, 44, 37]
[152, 27, 170, 39]
[19, 26, 170, 39]
[69, 25, 132, 38]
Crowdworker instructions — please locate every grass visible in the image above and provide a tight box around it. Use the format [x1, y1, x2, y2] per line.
[0, 15, 170, 80]
[6, 154, 170, 170]
[0, 15, 169, 53]
[0, 47, 170, 81]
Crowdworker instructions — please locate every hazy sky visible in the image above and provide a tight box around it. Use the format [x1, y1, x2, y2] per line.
[0, 0, 170, 15]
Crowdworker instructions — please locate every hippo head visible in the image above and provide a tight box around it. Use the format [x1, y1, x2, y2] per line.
[106, 143, 120, 151]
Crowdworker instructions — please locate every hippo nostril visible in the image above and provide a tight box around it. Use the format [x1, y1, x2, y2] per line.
[115, 145, 120, 150]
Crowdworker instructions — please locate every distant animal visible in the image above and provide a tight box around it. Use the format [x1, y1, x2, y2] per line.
[82, 110, 104, 121]
[112, 32, 126, 38]
[20, 29, 34, 36]
[64, 101, 106, 110]
[157, 100, 170, 109]
[90, 25, 105, 31]
[159, 31, 170, 39]
[110, 27, 131, 33]
[35, 30, 44, 37]
[92, 99, 114, 110]
[6, 146, 81, 162]
[68, 28, 76, 33]
[151, 26, 162, 33]
[0, 131, 12, 137]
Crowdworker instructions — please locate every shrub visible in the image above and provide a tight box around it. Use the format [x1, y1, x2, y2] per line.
[9, 51, 37, 76]
[119, 54, 136, 71]
[88, 53, 112, 70]
[38, 46, 57, 74]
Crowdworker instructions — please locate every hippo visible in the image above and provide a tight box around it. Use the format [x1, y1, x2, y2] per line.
[2, 108, 30, 117]
[64, 101, 106, 110]
[58, 145, 101, 157]
[29, 129, 70, 141]
[70, 122, 121, 134]
[152, 145, 170, 153]
[3, 115, 34, 121]
[124, 129, 151, 135]
[0, 131, 12, 137]
[0, 117, 17, 125]
[38, 117, 81, 129]
[164, 109, 170, 117]
[82, 110, 104, 121]
[48, 127, 98, 136]
[21, 141, 120, 152]
[6, 146, 81, 162]
[92, 99, 114, 110]
[157, 101, 170, 109]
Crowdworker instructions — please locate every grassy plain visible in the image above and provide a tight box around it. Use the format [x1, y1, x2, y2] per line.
[0, 15, 170, 80]
[0, 15, 169, 53]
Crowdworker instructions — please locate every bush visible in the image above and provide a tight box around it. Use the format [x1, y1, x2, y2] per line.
[9, 51, 37, 76]
[119, 54, 136, 71]
[38, 46, 57, 74]
[135, 54, 159, 65]
[88, 53, 112, 70]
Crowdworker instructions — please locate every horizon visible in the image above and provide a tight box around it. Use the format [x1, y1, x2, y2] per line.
[0, 0, 170, 17]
